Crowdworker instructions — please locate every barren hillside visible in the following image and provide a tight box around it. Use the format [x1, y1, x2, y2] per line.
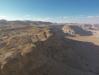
[0, 21, 99, 75]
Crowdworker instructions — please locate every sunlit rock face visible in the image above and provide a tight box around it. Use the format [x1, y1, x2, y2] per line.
[0, 21, 99, 75]
[62, 25, 75, 35]
[62, 25, 93, 36]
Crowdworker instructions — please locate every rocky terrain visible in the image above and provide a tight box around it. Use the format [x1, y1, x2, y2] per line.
[0, 20, 99, 75]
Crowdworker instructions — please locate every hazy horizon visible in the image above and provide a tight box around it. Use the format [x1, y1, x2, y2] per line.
[0, 0, 99, 24]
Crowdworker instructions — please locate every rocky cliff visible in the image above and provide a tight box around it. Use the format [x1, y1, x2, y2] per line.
[0, 24, 99, 75]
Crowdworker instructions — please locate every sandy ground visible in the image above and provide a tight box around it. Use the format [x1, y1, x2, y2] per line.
[66, 31, 99, 46]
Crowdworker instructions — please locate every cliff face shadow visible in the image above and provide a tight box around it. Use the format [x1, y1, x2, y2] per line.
[70, 26, 93, 36]
[1, 25, 99, 75]
[32, 26, 99, 75]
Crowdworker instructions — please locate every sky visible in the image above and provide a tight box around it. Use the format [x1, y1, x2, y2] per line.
[0, 0, 99, 24]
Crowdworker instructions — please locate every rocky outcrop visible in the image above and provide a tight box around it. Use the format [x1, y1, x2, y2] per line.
[62, 25, 93, 36]
[0, 25, 99, 75]
[62, 25, 75, 35]
[0, 26, 52, 74]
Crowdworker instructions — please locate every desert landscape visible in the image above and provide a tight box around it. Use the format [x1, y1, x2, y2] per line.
[0, 0, 99, 75]
[0, 20, 99, 75]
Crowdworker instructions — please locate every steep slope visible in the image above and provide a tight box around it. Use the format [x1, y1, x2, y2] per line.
[62, 25, 93, 36]
[0, 25, 99, 75]
[62, 25, 99, 45]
